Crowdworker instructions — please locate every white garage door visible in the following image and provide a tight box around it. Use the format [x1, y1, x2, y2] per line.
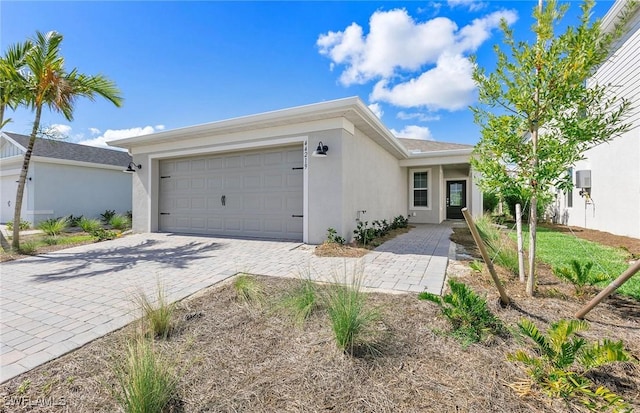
[158, 146, 303, 241]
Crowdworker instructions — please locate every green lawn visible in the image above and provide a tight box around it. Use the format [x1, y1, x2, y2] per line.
[518, 226, 639, 300]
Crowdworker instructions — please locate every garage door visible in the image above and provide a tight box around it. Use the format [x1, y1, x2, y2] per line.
[158, 146, 303, 240]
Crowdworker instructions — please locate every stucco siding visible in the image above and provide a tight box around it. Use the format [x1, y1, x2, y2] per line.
[30, 162, 132, 224]
[339, 127, 407, 243]
[408, 166, 441, 224]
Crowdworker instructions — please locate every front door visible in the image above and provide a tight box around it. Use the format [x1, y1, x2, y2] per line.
[446, 180, 466, 219]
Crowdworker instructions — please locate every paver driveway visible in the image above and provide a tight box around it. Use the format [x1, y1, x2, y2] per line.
[0, 223, 453, 383]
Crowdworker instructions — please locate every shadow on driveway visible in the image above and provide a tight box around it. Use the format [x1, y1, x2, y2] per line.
[6, 238, 223, 283]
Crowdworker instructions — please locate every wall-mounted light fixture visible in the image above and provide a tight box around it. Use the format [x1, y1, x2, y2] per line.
[312, 141, 329, 157]
[124, 161, 142, 173]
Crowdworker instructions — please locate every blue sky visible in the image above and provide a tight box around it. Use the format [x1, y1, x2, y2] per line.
[1, 0, 614, 148]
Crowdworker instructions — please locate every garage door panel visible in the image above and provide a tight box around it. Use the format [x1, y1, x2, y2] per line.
[159, 146, 303, 240]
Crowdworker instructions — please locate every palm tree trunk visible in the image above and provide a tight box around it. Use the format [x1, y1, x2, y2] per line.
[12, 104, 41, 250]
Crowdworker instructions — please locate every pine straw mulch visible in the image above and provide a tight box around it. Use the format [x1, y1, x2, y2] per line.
[314, 227, 411, 258]
[1, 265, 639, 412]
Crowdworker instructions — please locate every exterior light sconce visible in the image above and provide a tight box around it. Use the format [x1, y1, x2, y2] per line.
[312, 141, 329, 157]
[124, 161, 142, 173]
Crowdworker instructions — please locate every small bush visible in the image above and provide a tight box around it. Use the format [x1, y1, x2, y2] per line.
[326, 268, 379, 354]
[553, 260, 608, 296]
[280, 279, 319, 325]
[100, 209, 116, 225]
[37, 217, 67, 236]
[112, 338, 179, 413]
[136, 284, 175, 339]
[42, 236, 60, 246]
[18, 241, 38, 255]
[233, 274, 264, 303]
[79, 217, 102, 233]
[390, 215, 409, 229]
[508, 319, 630, 411]
[353, 221, 376, 246]
[109, 214, 130, 230]
[91, 227, 118, 241]
[66, 214, 83, 227]
[326, 227, 346, 245]
[469, 260, 483, 273]
[6, 219, 31, 231]
[419, 279, 506, 346]
[483, 192, 499, 213]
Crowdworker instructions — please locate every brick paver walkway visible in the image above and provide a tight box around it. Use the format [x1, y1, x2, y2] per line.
[0, 223, 453, 383]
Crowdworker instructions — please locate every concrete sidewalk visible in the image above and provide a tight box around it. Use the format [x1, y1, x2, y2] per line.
[0, 223, 453, 383]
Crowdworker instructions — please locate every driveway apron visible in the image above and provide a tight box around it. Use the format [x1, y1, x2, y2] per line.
[0, 223, 453, 383]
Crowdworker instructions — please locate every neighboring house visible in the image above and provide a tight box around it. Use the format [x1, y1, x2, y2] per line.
[553, 0, 640, 239]
[0, 132, 133, 225]
[109, 97, 481, 244]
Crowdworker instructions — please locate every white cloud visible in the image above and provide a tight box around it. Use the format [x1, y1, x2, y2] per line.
[397, 111, 441, 122]
[368, 103, 384, 118]
[390, 125, 433, 140]
[448, 0, 487, 12]
[318, 8, 517, 111]
[50, 124, 72, 136]
[77, 125, 161, 149]
[371, 53, 477, 111]
[89, 127, 101, 135]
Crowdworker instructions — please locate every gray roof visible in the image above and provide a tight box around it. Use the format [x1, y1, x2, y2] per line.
[4, 132, 132, 167]
[397, 138, 473, 153]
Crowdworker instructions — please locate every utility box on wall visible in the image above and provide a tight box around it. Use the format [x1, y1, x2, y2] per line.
[575, 170, 591, 188]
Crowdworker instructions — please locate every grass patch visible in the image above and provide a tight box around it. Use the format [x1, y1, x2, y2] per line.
[233, 274, 264, 304]
[111, 337, 179, 413]
[279, 278, 319, 326]
[519, 226, 638, 300]
[325, 266, 379, 355]
[136, 284, 175, 339]
[475, 215, 519, 275]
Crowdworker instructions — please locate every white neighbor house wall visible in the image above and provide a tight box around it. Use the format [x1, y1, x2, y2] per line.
[556, 1, 640, 238]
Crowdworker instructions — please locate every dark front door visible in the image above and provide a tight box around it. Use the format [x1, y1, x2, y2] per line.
[446, 180, 466, 219]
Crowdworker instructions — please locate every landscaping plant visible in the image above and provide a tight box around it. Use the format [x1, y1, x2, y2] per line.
[79, 217, 102, 233]
[508, 318, 630, 412]
[419, 279, 506, 346]
[17, 241, 37, 255]
[326, 267, 379, 355]
[65, 214, 83, 227]
[109, 214, 130, 230]
[136, 284, 175, 339]
[233, 274, 264, 304]
[5, 219, 30, 231]
[91, 228, 118, 242]
[475, 215, 519, 275]
[553, 260, 609, 296]
[279, 278, 319, 326]
[37, 217, 67, 236]
[112, 337, 179, 413]
[325, 227, 345, 245]
[100, 209, 117, 225]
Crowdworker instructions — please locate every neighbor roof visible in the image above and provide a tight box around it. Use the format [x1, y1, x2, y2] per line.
[3, 132, 132, 167]
[397, 138, 473, 153]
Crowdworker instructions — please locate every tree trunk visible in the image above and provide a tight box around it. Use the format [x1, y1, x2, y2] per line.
[526, 196, 537, 296]
[12, 105, 42, 250]
[516, 203, 526, 283]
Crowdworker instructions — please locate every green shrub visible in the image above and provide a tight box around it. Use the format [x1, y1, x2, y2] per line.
[553, 260, 608, 296]
[419, 279, 506, 346]
[326, 270, 379, 354]
[37, 217, 67, 236]
[79, 217, 102, 233]
[233, 274, 264, 303]
[66, 214, 83, 227]
[109, 214, 130, 230]
[136, 284, 175, 339]
[353, 221, 376, 246]
[280, 279, 319, 325]
[100, 209, 116, 225]
[6, 219, 31, 231]
[469, 260, 483, 273]
[112, 338, 179, 413]
[42, 236, 60, 246]
[508, 319, 630, 411]
[483, 192, 499, 213]
[326, 227, 346, 245]
[91, 227, 118, 241]
[18, 241, 38, 255]
[390, 215, 409, 229]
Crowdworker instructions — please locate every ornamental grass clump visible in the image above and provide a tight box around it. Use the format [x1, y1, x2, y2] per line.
[233, 274, 264, 304]
[37, 217, 67, 236]
[109, 214, 130, 230]
[136, 284, 175, 339]
[279, 278, 319, 326]
[79, 217, 102, 233]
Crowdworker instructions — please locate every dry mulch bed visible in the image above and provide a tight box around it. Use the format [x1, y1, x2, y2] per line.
[1, 224, 638, 412]
[314, 227, 411, 258]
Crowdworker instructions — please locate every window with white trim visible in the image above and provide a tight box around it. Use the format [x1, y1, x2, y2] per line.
[410, 169, 430, 209]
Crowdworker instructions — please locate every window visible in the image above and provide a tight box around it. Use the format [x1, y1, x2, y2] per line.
[410, 169, 430, 209]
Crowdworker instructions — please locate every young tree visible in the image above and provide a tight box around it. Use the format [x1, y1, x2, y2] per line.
[10, 31, 123, 250]
[471, 0, 636, 295]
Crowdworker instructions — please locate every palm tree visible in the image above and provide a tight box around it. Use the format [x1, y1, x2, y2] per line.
[0, 39, 33, 128]
[11, 31, 123, 250]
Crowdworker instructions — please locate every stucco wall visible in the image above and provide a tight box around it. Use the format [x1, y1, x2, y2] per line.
[338, 127, 407, 243]
[29, 162, 132, 224]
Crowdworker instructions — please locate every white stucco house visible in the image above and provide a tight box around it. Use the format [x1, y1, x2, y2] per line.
[108, 97, 481, 244]
[0, 132, 133, 225]
[553, 0, 640, 239]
